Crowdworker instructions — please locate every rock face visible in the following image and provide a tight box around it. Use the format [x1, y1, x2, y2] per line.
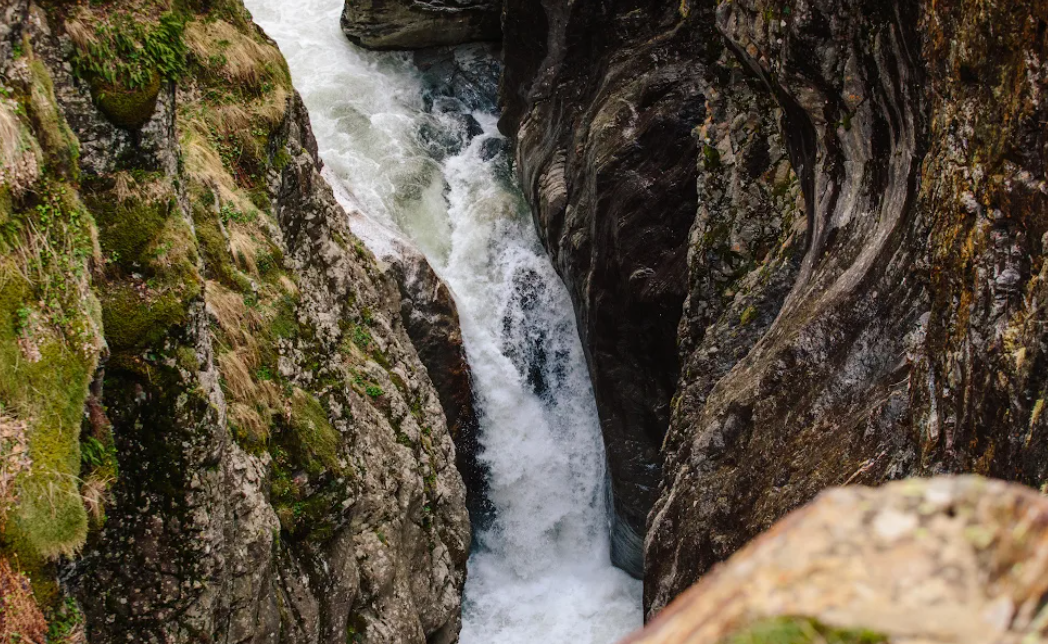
[0, 2, 469, 642]
[350, 220, 491, 531]
[340, 0, 500, 50]
[646, 0, 1048, 616]
[622, 477, 1048, 644]
[498, 0, 1048, 613]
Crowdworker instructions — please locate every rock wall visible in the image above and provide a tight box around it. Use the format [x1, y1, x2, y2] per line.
[497, 0, 1048, 617]
[498, 0, 718, 577]
[0, 1, 469, 642]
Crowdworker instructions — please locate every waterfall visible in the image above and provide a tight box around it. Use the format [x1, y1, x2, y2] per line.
[242, 1, 643, 641]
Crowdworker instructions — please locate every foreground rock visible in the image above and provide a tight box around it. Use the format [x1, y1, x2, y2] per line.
[624, 477, 1048, 644]
[341, 0, 500, 50]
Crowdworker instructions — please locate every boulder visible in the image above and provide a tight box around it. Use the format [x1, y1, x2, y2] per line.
[625, 477, 1048, 644]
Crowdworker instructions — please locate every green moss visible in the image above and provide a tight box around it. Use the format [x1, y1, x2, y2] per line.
[91, 72, 161, 130]
[740, 305, 758, 326]
[0, 297, 94, 562]
[100, 283, 194, 352]
[723, 617, 887, 644]
[192, 201, 251, 291]
[703, 143, 722, 171]
[27, 59, 79, 180]
[88, 189, 172, 271]
[71, 12, 187, 92]
[287, 388, 340, 473]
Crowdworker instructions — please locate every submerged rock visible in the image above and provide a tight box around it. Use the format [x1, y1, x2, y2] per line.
[622, 477, 1048, 644]
[340, 0, 500, 50]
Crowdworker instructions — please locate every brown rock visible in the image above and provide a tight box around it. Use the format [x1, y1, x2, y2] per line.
[625, 477, 1048, 644]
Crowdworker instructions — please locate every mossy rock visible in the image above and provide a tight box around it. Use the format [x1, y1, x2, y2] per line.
[89, 191, 172, 270]
[287, 388, 340, 473]
[723, 617, 887, 644]
[100, 282, 194, 352]
[0, 283, 95, 562]
[27, 59, 79, 180]
[90, 72, 162, 131]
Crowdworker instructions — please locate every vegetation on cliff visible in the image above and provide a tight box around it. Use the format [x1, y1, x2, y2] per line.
[0, 0, 468, 641]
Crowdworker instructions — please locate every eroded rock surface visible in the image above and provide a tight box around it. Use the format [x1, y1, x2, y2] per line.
[623, 477, 1048, 644]
[497, 0, 1048, 613]
[646, 0, 1048, 615]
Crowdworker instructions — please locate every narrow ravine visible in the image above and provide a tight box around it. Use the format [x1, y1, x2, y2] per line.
[242, 1, 643, 641]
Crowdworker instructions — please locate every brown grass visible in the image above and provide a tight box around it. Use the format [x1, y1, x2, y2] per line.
[0, 101, 40, 196]
[228, 228, 259, 275]
[206, 281, 257, 346]
[184, 20, 287, 91]
[63, 19, 97, 52]
[80, 474, 112, 525]
[0, 410, 31, 529]
[0, 558, 47, 644]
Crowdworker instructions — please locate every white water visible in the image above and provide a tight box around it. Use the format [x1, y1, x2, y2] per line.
[242, 1, 643, 641]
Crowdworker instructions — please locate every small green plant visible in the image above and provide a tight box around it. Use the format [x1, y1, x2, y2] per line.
[71, 12, 188, 90]
[365, 385, 383, 399]
[46, 597, 84, 643]
[14, 305, 30, 335]
[219, 203, 255, 225]
[702, 144, 721, 170]
[351, 324, 371, 348]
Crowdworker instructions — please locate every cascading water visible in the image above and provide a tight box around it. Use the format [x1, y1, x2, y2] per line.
[242, 1, 643, 641]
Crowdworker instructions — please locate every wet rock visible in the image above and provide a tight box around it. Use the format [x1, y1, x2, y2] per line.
[623, 477, 1048, 644]
[360, 226, 492, 532]
[341, 0, 500, 50]
[646, 0, 1048, 617]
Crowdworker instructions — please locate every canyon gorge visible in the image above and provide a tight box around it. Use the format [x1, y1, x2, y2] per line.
[1, 0, 1047, 643]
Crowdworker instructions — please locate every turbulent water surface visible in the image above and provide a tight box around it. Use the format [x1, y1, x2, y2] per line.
[243, 1, 643, 640]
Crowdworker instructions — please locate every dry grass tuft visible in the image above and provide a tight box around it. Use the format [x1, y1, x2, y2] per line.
[64, 19, 97, 52]
[0, 101, 40, 196]
[0, 558, 47, 644]
[206, 281, 256, 346]
[184, 20, 287, 91]
[228, 228, 259, 274]
[0, 410, 31, 529]
[182, 127, 257, 213]
[278, 275, 298, 296]
[80, 475, 112, 525]
[111, 172, 170, 203]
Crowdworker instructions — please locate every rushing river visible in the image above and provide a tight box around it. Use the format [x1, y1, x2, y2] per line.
[242, 1, 643, 641]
